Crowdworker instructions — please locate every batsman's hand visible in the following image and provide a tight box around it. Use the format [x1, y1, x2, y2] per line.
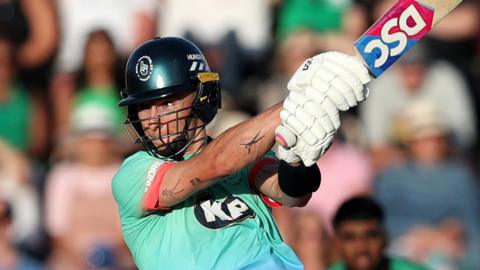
[275, 91, 337, 166]
[287, 51, 371, 111]
[276, 51, 371, 166]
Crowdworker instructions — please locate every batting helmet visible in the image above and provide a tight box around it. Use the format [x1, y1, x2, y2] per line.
[120, 37, 221, 159]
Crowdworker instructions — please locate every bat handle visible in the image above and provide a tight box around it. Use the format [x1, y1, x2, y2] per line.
[275, 125, 297, 149]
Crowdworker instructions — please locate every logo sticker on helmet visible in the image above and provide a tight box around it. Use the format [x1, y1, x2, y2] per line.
[136, 56, 153, 81]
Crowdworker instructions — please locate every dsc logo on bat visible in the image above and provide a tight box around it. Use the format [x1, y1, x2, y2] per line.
[355, 1, 434, 77]
[366, 5, 427, 67]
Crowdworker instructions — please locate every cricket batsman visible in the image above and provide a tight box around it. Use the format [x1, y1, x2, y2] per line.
[112, 36, 370, 269]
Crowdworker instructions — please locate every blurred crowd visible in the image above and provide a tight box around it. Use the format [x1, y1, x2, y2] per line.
[0, 0, 479, 269]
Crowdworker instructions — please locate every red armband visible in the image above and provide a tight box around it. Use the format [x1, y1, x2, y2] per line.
[249, 158, 282, 208]
[143, 162, 176, 211]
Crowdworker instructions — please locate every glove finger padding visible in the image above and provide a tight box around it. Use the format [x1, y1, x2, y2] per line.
[322, 57, 365, 102]
[304, 87, 341, 129]
[279, 111, 322, 146]
[322, 52, 371, 85]
[281, 93, 310, 136]
[329, 78, 358, 109]
[289, 134, 334, 167]
[310, 63, 360, 111]
[311, 71, 350, 111]
[280, 110, 307, 137]
[282, 91, 338, 146]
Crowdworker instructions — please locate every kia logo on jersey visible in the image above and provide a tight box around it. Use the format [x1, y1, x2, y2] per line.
[194, 193, 255, 229]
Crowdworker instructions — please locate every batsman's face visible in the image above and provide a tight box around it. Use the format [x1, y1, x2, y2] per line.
[137, 91, 197, 149]
[335, 220, 385, 270]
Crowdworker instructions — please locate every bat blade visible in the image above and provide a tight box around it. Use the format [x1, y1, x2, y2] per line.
[353, 0, 463, 78]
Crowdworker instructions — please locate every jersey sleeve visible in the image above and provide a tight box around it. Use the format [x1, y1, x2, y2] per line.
[111, 152, 170, 219]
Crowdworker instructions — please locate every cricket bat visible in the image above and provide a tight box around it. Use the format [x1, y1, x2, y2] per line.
[275, 0, 463, 150]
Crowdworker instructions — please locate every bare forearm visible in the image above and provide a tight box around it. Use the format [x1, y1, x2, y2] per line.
[203, 103, 282, 175]
[159, 103, 282, 206]
[19, 0, 58, 67]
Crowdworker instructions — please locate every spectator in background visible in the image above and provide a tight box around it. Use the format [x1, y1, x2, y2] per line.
[0, 0, 58, 92]
[303, 135, 373, 234]
[425, 0, 479, 102]
[276, 0, 357, 54]
[0, 35, 46, 257]
[156, 0, 274, 110]
[360, 43, 476, 171]
[50, 30, 125, 144]
[44, 103, 132, 270]
[292, 211, 332, 270]
[0, 199, 44, 270]
[54, 0, 156, 73]
[0, 139, 40, 250]
[329, 196, 428, 270]
[276, 0, 349, 38]
[0, 34, 48, 159]
[373, 99, 480, 270]
[51, 0, 156, 143]
[423, 0, 480, 164]
[253, 29, 319, 113]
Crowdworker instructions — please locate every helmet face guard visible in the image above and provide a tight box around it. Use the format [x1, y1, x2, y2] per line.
[124, 105, 205, 159]
[124, 72, 221, 159]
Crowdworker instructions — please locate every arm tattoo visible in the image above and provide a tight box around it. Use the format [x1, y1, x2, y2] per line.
[161, 178, 184, 200]
[241, 132, 265, 154]
[190, 178, 202, 186]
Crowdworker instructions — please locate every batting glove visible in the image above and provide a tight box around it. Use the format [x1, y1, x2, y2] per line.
[276, 91, 337, 166]
[276, 51, 372, 166]
[287, 51, 371, 111]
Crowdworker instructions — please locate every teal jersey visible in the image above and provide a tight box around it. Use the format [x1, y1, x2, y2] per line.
[328, 257, 430, 270]
[112, 151, 302, 270]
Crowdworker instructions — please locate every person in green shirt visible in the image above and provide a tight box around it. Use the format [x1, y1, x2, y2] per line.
[328, 196, 430, 270]
[112, 37, 370, 269]
[276, 0, 352, 40]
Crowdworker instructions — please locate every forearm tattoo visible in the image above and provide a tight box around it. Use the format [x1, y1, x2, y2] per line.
[190, 178, 202, 186]
[241, 132, 265, 154]
[161, 178, 184, 200]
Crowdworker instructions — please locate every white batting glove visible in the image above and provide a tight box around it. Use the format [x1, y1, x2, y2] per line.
[276, 51, 371, 166]
[276, 126, 334, 167]
[275, 91, 338, 166]
[288, 51, 371, 111]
